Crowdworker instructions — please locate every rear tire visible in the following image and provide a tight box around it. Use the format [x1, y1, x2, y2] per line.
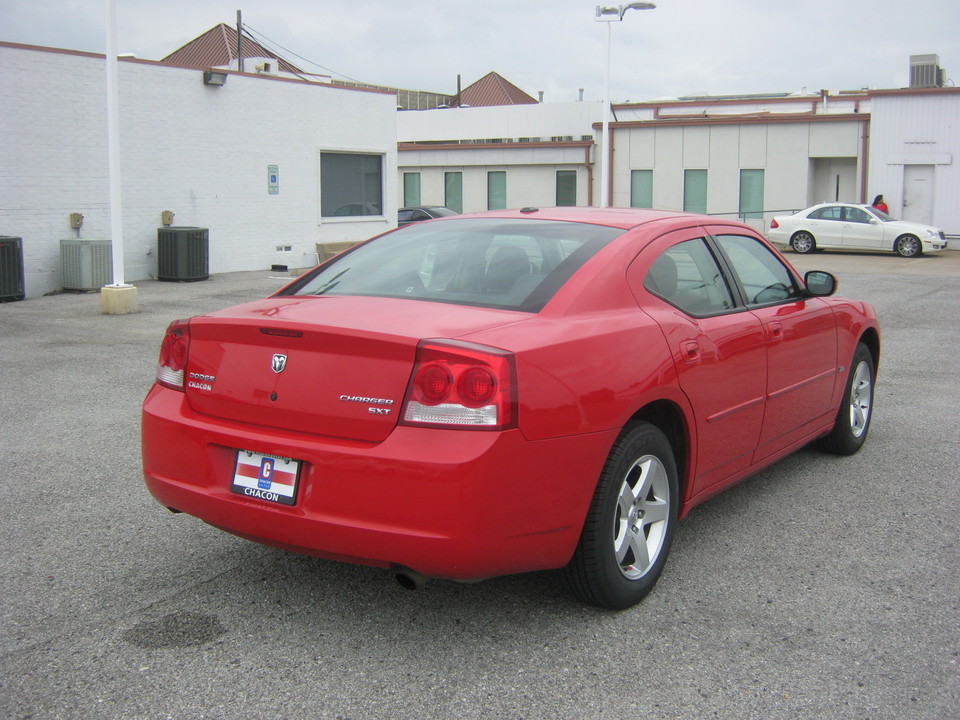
[791, 231, 816, 254]
[565, 422, 678, 610]
[819, 343, 874, 455]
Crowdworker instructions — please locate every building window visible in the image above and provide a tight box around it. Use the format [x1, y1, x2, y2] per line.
[320, 152, 383, 218]
[683, 169, 707, 214]
[487, 171, 507, 210]
[556, 170, 577, 206]
[630, 170, 653, 209]
[739, 169, 765, 219]
[445, 172, 463, 212]
[403, 172, 421, 207]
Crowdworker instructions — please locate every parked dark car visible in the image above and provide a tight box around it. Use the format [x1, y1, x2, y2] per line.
[398, 206, 459, 226]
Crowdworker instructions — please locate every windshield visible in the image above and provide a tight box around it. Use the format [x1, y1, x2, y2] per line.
[284, 218, 623, 312]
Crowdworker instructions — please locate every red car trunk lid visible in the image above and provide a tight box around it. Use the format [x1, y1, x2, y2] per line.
[181, 296, 525, 443]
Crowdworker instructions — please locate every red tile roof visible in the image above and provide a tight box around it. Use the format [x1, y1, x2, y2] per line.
[458, 72, 538, 107]
[160, 23, 302, 73]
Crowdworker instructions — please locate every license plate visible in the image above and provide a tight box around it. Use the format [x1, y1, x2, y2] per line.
[231, 450, 301, 506]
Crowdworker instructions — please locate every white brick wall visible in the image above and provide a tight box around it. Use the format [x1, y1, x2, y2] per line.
[0, 43, 398, 298]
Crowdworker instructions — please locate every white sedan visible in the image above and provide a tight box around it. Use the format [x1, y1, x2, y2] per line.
[768, 203, 948, 257]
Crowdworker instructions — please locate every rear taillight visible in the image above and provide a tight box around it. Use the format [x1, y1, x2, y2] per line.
[156, 319, 191, 392]
[400, 340, 517, 430]
[770, 218, 780, 229]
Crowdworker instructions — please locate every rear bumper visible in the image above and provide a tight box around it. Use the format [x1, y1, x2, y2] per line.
[141, 385, 615, 580]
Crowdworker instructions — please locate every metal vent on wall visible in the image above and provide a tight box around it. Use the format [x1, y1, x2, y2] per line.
[0, 236, 25, 301]
[158, 227, 209, 281]
[60, 239, 113, 290]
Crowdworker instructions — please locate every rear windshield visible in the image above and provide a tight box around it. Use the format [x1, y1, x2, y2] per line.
[285, 218, 623, 312]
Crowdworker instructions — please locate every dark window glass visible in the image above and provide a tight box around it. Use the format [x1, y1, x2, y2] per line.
[644, 238, 735, 316]
[556, 171, 577, 206]
[321, 153, 383, 218]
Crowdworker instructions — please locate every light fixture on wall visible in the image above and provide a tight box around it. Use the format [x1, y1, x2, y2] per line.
[203, 70, 228, 87]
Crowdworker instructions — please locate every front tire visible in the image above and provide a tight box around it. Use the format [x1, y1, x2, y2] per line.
[819, 343, 875, 455]
[565, 422, 678, 610]
[895, 234, 921, 257]
[791, 231, 816, 254]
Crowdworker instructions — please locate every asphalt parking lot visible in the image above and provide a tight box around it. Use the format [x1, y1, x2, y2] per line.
[1, 248, 958, 720]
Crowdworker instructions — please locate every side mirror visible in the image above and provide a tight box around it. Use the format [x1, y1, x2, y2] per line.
[805, 270, 837, 297]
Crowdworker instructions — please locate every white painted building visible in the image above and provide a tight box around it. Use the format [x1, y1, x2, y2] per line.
[0, 42, 398, 299]
[868, 88, 960, 232]
[398, 102, 603, 210]
[398, 87, 960, 238]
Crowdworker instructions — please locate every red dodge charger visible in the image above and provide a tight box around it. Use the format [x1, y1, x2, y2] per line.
[142, 207, 879, 609]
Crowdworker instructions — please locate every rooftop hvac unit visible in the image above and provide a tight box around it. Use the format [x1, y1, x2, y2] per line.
[910, 54, 944, 88]
[0, 236, 25, 302]
[60, 238, 113, 290]
[157, 227, 209, 281]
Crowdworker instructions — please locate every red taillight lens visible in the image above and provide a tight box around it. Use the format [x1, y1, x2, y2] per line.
[457, 367, 497, 407]
[416, 363, 454, 402]
[401, 340, 516, 430]
[156, 319, 190, 391]
[770, 218, 780, 229]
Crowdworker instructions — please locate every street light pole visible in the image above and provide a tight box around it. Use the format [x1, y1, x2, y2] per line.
[595, 3, 655, 208]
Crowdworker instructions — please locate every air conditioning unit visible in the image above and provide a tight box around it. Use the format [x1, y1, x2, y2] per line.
[910, 54, 944, 89]
[60, 238, 113, 290]
[158, 227, 209, 281]
[0, 236, 25, 302]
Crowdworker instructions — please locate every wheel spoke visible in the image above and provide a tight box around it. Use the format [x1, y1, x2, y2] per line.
[640, 497, 669, 525]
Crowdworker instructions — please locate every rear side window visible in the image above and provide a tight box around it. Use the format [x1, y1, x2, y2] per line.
[644, 238, 735, 316]
[285, 218, 623, 312]
[809, 206, 842, 221]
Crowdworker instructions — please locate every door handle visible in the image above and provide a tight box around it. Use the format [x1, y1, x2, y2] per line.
[769, 322, 784, 341]
[682, 340, 701, 363]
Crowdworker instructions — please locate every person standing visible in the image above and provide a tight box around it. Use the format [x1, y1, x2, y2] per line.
[871, 194, 889, 213]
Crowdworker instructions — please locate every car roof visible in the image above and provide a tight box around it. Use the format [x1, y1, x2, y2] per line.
[446, 206, 736, 231]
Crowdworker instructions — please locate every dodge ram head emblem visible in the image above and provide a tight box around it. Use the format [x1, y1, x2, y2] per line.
[271, 354, 287, 373]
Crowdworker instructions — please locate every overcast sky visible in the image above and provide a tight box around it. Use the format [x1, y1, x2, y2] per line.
[3, 0, 958, 102]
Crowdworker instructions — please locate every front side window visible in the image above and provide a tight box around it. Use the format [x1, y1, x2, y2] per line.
[285, 218, 623, 312]
[843, 207, 873, 223]
[644, 238, 735, 316]
[320, 152, 383, 218]
[715, 234, 801, 306]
